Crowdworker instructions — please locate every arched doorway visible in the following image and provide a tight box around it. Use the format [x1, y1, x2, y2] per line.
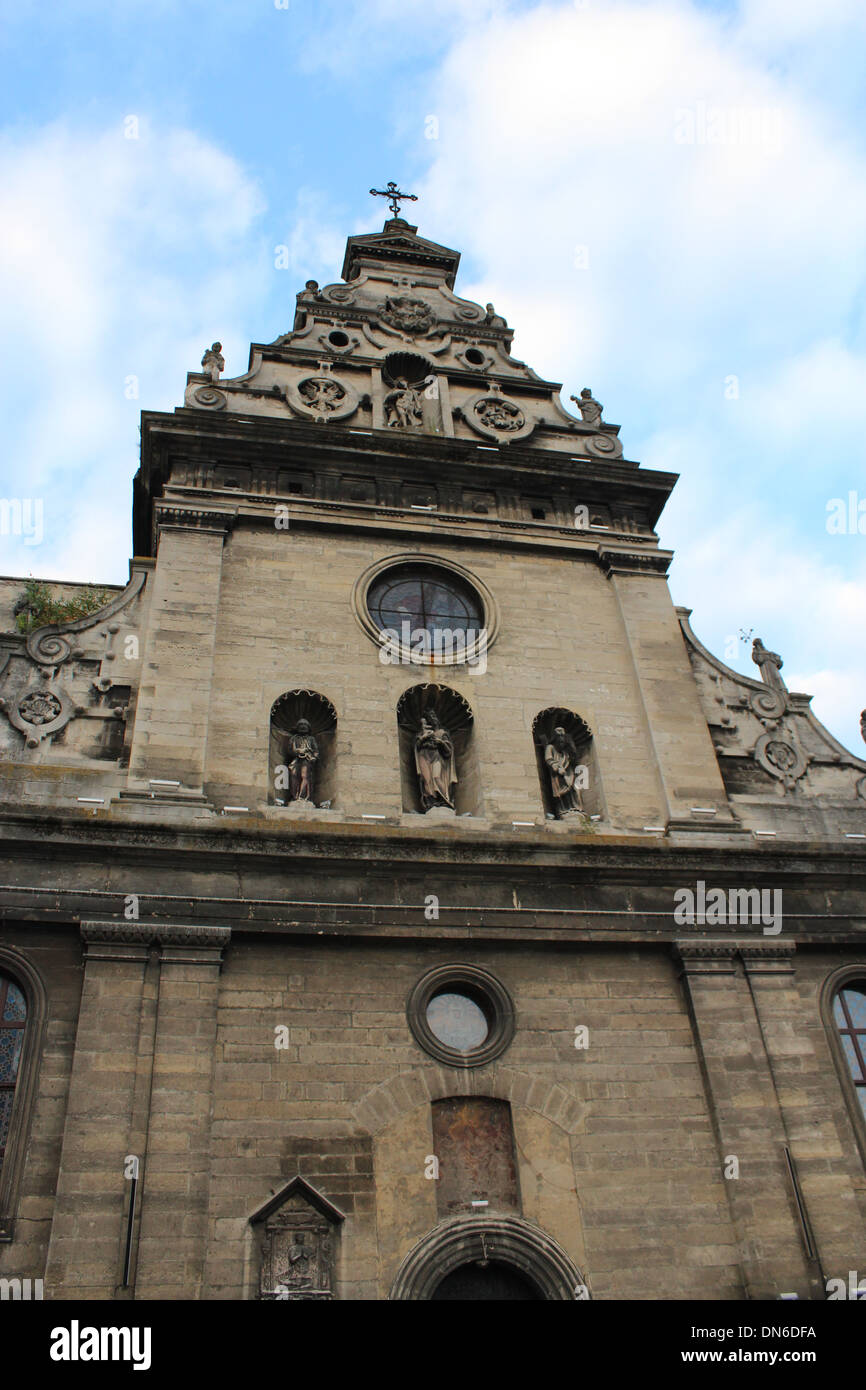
[390, 1215, 587, 1301]
[431, 1261, 542, 1301]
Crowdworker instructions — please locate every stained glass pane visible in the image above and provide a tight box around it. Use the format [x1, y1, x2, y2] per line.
[840, 1034, 863, 1081]
[833, 996, 845, 1026]
[427, 992, 489, 1052]
[841, 986, 866, 1031]
[0, 1088, 13, 1150]
[1, 982, 25, 1023]
[368, 565, 483, 646]
[0, 1030, 23, 1083]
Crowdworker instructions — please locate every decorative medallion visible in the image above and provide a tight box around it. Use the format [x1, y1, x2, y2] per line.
[461, 389, 536, 444]
[285, 373, 360, 424]
[300, 377, 346, 412]
[753, 730, 808, 791]
[192, 385, 227, 410]
[18, 691, 62, 725]
[380, 295, 436, 337]
[475, 397, 525, 433]
[0, 685, 78, 748]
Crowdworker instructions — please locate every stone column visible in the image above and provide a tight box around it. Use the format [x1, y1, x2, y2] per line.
[134, 926, 230, 1300]
[127, 511, 232, 795]
[675, 941, 815, 1299]
[45, 923, 155, 1299]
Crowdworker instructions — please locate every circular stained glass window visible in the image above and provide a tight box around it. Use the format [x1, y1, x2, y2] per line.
[367, 564, 483, 645]
[426, 992, 490, 1052]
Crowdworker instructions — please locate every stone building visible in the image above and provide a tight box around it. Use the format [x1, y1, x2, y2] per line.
[0, 208, 865, 1302]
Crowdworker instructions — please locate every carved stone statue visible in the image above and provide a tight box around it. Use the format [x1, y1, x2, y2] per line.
[385, 377, 423, 429]
[484, 302, 507, 327]
[751, 638, 786, 691]
[201, 342, 224, 381]
[286, 719, 319, 802]
[414, 710, 457, 811]
[543, 726, 583, 818]
[860, 709, 865, 745]
[571, 387, 602, 427]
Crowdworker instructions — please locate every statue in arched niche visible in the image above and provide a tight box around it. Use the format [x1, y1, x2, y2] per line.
[286, 719, 319, 803]
[414, 710, 457, 811]
[385, 377, 424, 429]
[543, 726, 583, 818]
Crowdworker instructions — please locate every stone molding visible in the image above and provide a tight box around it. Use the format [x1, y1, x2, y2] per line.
[80, 920, 231, 964]
[390, 1214, 587, 1301]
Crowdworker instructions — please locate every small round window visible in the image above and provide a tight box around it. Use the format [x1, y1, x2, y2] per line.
[408, 966, 514, 1068]
[427, 992, 490, 1052]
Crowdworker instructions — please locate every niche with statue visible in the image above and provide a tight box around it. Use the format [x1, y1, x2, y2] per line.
[269, 691, 337, 809]
[396, 684, 480, 817]
[532, 707, 603, 822]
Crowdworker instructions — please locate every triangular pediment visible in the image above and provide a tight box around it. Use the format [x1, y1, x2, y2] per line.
[342, 220, 461, 287]
[250, 1175, 346, 1227]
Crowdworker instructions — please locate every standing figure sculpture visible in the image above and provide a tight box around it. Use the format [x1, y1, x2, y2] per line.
[570, 387, 603, 427]
[385, 377, 423, 429]
[751, 637, 786, 691]
[414, 710, 457, 811]
[861, 709, 866, 745]
[201, 342, 225, 382]
[286, 719, 319, 803]
[543, 726, 583, 818]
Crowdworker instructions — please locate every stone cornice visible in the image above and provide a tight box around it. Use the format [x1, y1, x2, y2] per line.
[80, 921, 231, 963]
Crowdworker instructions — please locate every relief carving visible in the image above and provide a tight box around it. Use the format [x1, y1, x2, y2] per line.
[384, 378, 424, 430]
[253, 1178, 345, 1302]
[298, 377, 347, 413]
[380, 295, 436, 337]
[475, 397, 525, 433]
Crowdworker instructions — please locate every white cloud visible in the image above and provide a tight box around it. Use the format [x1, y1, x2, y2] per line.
[410, 0, 866, 749]
[0, 120, 267, 583]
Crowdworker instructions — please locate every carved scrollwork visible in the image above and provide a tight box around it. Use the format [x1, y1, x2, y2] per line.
[585, 433, 623, 459]
[192, 385, 227, 409]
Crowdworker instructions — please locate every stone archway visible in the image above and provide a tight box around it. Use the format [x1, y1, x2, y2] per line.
[389, 1215, 587, 1301]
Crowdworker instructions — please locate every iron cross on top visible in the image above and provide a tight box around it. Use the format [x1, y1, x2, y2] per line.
[370, 181, 418, 219]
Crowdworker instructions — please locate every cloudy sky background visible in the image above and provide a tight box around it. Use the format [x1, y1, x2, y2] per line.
[1, 0, 864, 749]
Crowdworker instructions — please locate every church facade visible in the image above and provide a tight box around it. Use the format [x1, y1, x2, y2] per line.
[0, 209, 865, 1301]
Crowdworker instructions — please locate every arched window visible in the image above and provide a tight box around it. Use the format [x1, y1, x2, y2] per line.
[832, 980, 866, 1122]
[0, 974, 27, 1177]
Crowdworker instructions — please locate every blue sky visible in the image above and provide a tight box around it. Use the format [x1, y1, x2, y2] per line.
[1, 0, 865, 750]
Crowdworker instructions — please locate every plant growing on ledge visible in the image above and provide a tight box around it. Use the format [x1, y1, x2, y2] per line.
[13, 578, 112, 634]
